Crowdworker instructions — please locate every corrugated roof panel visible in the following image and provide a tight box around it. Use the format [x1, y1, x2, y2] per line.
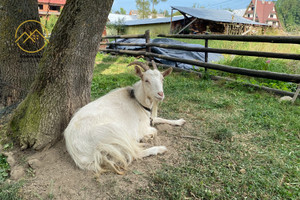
[108, 14, 138, 23]
[124, 16, 185, 26]
[172, 6, 267, 26]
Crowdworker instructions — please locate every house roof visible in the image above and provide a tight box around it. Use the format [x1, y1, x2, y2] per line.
[250, 0, 277, 23]
[232, 9, 247, 17]
[38, 0, 66, 5]
[172, 6, 267, 26]
[124, 15, 185, 26]
[108, 14, 138, 24]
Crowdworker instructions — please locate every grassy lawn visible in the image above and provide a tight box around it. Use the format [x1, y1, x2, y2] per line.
[0, 53, 299, 199]
[174, 38, 300, 93]
[93, 53, 299, 199]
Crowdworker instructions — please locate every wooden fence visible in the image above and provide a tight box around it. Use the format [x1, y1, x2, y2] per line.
[100, 30, 300, 103]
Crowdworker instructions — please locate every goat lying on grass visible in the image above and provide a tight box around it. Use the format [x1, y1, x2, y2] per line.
[64, 60, 185, 174]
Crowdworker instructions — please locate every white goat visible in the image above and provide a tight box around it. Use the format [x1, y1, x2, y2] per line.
[64, 60, 185, 174]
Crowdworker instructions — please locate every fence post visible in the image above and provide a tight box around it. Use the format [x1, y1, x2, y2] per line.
[145, 30, 151, 61]
[205, 32, 209, 72]
[292, 83, 300, 104]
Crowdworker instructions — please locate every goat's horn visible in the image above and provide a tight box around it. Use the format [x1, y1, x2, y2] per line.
[151, 60, 158, 70]
[127, 61, 149, 71]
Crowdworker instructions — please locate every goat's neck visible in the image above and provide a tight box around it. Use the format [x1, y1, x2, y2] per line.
[133, 81, 153, 109]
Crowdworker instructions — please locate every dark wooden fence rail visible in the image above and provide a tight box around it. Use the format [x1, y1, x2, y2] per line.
[101, 42, 300, 60]
[101, 49, 300, 83]
[157, 34, 300, 44]
[100, 31, 300, 102]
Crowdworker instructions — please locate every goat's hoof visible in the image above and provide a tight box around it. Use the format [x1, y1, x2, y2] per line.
[157, 146, 167, 154]
[175, 118, 186, 126]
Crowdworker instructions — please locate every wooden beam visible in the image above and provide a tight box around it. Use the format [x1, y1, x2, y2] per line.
[169, 8, 173, 34]
[292, 84, 300, 104]
[176, 18, 197, 34]
[147, 61, 300, 98]
[100, 49, 300, 83]
[102, 34, 145, 39]
[100, 42, 300, 60]
[157, 34, 300, 44]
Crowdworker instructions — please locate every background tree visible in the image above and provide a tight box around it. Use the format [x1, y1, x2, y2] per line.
[276, 0, 300, 32]
[8, 0, 114, 150]
[114, 7, 127, 15]
[136, 0, 151, 19]
[106, 18, 126, 35]
[152, 9, 158, 18]
[150, 0, 167, 18]
[158, 9, 170, 17]
[0, 0, 44, 107]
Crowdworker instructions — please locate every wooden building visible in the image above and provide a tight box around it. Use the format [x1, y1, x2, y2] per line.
[244, 0, 280, 27]
[38, 0, 66, 17]
[170, 6, 268, 35]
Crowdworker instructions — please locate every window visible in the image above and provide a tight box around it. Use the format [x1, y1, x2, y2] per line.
[38, 4, 43, 10]
[270, 14, 274, 18]
[49, 5, 61, 11]
[251, 7, 254, 10]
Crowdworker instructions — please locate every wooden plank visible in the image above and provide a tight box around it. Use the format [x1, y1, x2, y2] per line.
[100, 49, 300, 83]
[157, 34, 300, 44]
[169, 8, 173, 34]
[147, 61, 300, 98]
[177, 18, 197, 34]
[292, 84, 300, 104]
[145, 30, 151, 53]
[100, 42, 300, 60]
[102, 34, 146, 39]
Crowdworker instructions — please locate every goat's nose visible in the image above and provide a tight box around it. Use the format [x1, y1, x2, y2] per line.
[158, 92, 164, 97]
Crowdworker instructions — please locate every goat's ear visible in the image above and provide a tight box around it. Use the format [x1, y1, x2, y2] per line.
[135, 66, 143, 78]
[162, 67, 173, 77]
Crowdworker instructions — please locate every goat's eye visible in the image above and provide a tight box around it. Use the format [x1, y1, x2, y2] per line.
[145, 80, 150, 84]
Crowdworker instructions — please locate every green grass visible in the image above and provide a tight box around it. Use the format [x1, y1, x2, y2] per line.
[171, 38, 300, 92]
[0, 154, 9, 182]
[0, 182, 23, 200]
[0, 154, 22, 200]
[0, 53, 298, 199]
[94, 53, 300, 199]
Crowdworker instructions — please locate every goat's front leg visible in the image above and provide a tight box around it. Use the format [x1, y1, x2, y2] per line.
[152, 117, 185, 126]
[141, 127, 158, 142]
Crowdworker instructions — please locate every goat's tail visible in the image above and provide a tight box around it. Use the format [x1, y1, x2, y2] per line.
[65, 123, 141, 175]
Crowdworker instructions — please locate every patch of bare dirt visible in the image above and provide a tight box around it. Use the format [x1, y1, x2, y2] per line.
[7, 124, 186, 200]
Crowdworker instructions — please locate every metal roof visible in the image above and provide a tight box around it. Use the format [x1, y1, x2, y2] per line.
[172, 6, 267, 26]
[108, 14, 138, 24]
[124, 16, 185, 26]
[232, 9, 247, 17]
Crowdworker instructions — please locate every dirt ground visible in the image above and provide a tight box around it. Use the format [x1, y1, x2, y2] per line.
[5, 124, 186, 200]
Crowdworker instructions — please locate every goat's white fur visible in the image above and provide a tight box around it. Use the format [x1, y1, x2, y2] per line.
[64, 61, 185, 174]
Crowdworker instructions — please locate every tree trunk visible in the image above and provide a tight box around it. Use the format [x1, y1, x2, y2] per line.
[0, 0, 43, 106]
[8, 0, 114, 150]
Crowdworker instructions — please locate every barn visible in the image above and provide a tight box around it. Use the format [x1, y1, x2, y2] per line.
[123, 6, 268, 36]
[123, 16, 185, 36]
[170, 6, 268, 35]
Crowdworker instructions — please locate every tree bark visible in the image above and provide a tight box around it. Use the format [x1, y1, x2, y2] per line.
[8, 0, 114, 150]
[0, 0, 43, 106]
